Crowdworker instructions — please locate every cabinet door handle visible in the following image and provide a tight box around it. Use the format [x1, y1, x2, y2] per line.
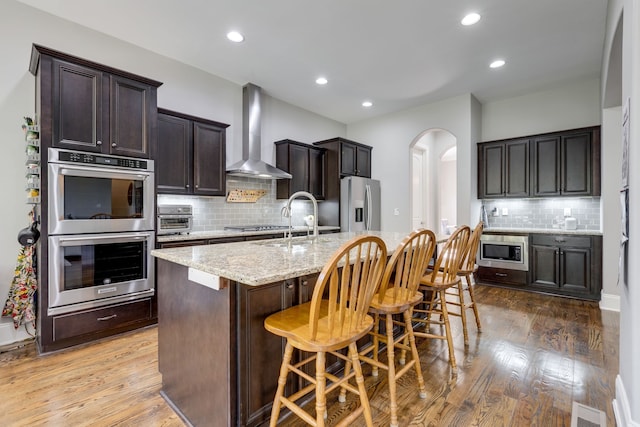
[96, 140, 102, 146]
[495, 273, 508, 277]
[111, 142, 117, 148]
[554, 237, 566, 243]
[97, 314, 117, 321]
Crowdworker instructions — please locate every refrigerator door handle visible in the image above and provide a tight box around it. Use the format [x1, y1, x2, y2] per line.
[365, 184, 372, 230]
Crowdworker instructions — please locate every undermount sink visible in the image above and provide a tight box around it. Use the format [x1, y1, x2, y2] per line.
[252, 237, 330, 249]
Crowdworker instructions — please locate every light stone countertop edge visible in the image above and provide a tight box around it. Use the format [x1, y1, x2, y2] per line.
[152, 231, 410, 286]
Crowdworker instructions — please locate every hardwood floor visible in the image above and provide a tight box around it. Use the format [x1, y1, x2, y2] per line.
[0, 285, 618, 426]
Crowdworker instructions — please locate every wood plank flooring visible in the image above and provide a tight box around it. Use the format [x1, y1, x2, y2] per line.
[0, 285, 618, 426]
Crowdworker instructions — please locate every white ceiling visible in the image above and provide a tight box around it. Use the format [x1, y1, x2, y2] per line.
[19, 0, 608, 124]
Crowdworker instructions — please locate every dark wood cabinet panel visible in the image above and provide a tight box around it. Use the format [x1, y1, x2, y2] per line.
[562, 131, 593, 195]
[479, 127, 600, 199]
[478, 139, 529, 198]
[52, 59, 105, 152]
[529, 234, 600, 300]
[531, 135, 561, 196]
[157, 113, 192, 194]
[313, 137, 373, 226]
[52, 298, 153, 341]
[193, 121, 226, 195]
[49, 58, 156, 158]
[275, 139, 325, 199]
[478, 143, 504, 198]
[156, 109, 228, 196]
[477, 266, 528, 285]
[356, 145, 372, 178]
[505, 140, 529, 196]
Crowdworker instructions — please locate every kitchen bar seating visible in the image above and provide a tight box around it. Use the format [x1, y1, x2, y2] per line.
[412, 225, 471, 372]
[445, 221, 484, 345]
[264, 235, 387, 427]
[355, 229, 437, 427]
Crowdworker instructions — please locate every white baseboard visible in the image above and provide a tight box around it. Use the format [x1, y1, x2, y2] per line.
[600, 292, 621, 312]
[614, 375, 640, 427]
[0, 318, 33, 347]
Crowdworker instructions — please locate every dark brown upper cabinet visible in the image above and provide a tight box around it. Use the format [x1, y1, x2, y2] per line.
[30, 45, 161, 159]
[275, 140, 325, 200]
[478, 126, 600, 199]
[531, 127, 600, 197]
[478, 139, 529, 198]
[156, 109, 229, 196]
[314, 137, 372, 178]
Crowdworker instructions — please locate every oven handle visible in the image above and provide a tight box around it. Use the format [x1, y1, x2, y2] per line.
[59, 165, 151, 180]
[56, 232, 152, 245]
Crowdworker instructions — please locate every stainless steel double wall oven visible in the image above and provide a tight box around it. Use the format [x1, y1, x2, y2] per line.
[47, 148, 155, 315]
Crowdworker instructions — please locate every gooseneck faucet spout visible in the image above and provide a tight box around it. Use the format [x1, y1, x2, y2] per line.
[281, 191, 318, 241]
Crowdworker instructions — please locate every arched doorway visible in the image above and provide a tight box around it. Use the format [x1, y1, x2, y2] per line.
[410, 129, 457, 233]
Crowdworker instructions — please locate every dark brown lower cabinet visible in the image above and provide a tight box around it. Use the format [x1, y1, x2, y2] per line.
[529, 234, 601, 300]
[477, 233, 602, 301]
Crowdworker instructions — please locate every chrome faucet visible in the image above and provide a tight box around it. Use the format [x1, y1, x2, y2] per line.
[281, 191, 318, 242]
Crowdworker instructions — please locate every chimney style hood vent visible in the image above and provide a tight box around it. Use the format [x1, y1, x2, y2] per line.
[226, 83, 292, 180]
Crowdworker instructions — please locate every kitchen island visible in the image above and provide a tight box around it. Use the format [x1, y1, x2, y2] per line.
[151, 231, 408, 427]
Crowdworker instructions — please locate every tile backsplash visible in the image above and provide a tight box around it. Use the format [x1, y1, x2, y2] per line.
[157, 176, 314, 232]
[481, 197, 601, 231]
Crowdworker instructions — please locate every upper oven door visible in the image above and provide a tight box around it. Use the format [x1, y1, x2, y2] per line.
[48, 162, 155, 234]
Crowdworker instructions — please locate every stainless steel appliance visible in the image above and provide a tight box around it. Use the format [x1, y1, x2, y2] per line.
[48, 148, 154, 235]
[340, 176, 381, 232]
[157, 204, 193, 235]
[47, 148, 155, 315]
[478, 234, 529, 271]
[47, 232, 155, 315]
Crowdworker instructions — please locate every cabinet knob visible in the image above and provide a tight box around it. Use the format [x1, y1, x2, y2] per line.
[96, 140, 102, 146]
[111, 142, 117, 148]
[195, 184, 199, 189]
[301, 280, 308, 287]
[186, 184, 190, 188]
[286, 282, 294, 290]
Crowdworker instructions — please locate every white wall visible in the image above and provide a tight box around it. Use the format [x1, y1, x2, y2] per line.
[604, 0, 640, 425]
[601, 106, 622, 309]
[347, 94, 474, 232]
[481, 77, 602, 141]
[0, 1, 344, 344]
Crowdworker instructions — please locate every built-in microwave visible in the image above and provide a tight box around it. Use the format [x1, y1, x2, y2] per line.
[478, 234, 529, 271]
[48, 148, 155, 235]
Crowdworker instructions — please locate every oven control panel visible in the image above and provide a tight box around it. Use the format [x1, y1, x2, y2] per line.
[57, 150, 148, 170]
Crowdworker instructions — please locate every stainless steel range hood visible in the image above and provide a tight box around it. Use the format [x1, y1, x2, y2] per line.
[226, 83, 292, 179]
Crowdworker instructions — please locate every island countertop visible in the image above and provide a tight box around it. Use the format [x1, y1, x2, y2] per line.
[151, 231, 411, 286]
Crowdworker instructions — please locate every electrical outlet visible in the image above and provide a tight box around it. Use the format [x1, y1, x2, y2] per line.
[393, 208, 400, 216]
[564, 207, 571, 217]
[502, 208, 508, 216]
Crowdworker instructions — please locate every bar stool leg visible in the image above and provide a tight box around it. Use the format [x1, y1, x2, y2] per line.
[349, 342, 373, 427]
[467, 272, 482, 331]
[315, 351, 327, 427]
[270, 342, 294, 427]
[404, 310, 427, 399]
[385, 314, 399, 427]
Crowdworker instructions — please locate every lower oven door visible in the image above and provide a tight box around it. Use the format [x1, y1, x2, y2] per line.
[48, 231, 155, 315]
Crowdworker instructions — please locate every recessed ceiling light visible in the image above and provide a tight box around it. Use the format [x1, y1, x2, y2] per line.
[226, 31, 244, 43]
[362, 101, 373, 108]
[490, 59, 506, 68]
[315, 77, 328, 85]
[461, 13, 481, 26]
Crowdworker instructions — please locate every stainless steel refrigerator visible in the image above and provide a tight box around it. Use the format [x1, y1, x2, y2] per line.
[340, 176, 381, 232]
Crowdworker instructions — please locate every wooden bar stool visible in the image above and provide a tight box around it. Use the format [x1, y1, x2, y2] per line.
[412, 225, 470, 372]
[355, 229, 437, 427]
[444, 221, 483, 345]
[264, 235, 387, 427]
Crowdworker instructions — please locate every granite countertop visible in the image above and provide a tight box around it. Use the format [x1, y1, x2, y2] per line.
[152, 231, 410, 286]
[484, 227, 602, 236]
[156, 226, 341, 242]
